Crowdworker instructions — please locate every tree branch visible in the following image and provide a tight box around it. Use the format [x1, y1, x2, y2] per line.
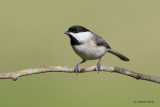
[0, 65, 159, 84]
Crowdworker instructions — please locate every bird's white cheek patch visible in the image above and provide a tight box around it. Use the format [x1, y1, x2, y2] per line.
[70, 32, 92, 42]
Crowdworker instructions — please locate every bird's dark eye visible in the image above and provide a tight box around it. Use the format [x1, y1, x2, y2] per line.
[73, 30, 77, 33]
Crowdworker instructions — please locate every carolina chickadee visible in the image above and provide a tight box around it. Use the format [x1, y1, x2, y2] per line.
[64, 25, 129, 74]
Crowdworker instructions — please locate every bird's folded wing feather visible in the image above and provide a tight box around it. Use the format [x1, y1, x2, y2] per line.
[92, 33, 111, 49]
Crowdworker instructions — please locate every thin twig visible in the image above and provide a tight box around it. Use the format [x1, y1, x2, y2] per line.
[0, 65, 159, 84]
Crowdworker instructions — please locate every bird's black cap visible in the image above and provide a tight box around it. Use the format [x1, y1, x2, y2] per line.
[67, 25, 90, 33]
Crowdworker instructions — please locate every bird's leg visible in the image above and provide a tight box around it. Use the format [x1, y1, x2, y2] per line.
[97, 58, 101, 73]
[74, 59, 86, 75]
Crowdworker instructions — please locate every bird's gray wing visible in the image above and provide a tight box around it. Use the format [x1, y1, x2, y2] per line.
[92, 33, 111, 49]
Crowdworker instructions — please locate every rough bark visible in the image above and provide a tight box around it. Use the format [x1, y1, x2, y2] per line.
[0, 65, 159, 84]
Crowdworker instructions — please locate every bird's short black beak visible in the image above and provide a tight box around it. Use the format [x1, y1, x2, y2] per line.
[64, 31, 69, 34]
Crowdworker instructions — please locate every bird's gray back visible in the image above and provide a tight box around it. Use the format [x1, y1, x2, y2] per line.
[92, 33, 111, 49]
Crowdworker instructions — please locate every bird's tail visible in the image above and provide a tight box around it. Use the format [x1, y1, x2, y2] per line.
[108, 49, 129, 61]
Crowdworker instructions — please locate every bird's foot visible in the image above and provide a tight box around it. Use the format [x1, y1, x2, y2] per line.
[97, 61, 101, 73]
[74, 63, 80, 75]
[74, 60, 86, 75]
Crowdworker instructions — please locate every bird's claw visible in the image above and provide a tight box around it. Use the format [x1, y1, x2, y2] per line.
[97, 59, 101, 73]
[74, 63, 80, 75]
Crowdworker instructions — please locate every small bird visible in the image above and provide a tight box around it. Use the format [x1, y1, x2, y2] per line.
[64, 25, 129, 74]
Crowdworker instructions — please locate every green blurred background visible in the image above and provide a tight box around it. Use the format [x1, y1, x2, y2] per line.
[0, 0, 160, 107]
